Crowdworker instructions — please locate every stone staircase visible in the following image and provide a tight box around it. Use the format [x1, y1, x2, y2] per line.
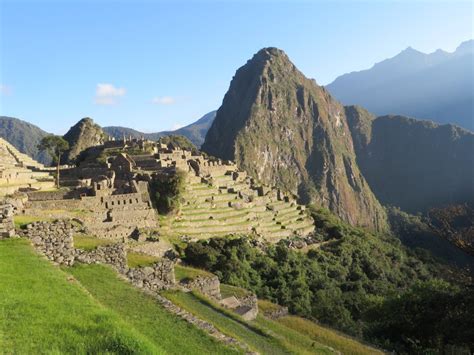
[160, 173, 314, 242]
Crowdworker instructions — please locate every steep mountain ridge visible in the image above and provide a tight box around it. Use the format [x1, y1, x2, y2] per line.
[63, 117, 106, 163]
[326, 39, 474, 130]
[346, 107, 474, 213]
[104, 111, 216, 147]
[203, 47, 388, 231]
[0, 116, 51, 164]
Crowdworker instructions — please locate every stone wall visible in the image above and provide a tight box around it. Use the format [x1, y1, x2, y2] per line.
[0, 204, 15, 239]
[75, 243, 127, 272]
[181, 275, 221, 299]
[126, 260, 176, 291]
[21, 220, 75, 266]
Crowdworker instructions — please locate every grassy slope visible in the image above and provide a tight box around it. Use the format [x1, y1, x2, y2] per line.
[277, 316, 383, 355]
[68, 264, 239, 355]
[163, 290, 334, 354]
[0, 239, 160, 354]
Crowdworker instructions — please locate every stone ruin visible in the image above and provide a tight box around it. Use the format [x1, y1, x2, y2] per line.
[0, 137, 55, 197]
[0, 204, 15, 239]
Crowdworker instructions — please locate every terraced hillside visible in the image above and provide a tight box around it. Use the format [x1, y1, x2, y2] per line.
[0, 137, 54, 196]
[160, 173, 315, 242]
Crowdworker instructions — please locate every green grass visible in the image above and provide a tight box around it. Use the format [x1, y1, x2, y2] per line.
[13, 215, 52, 229]
[126, 251, 159, 268]
[220, 284, 251, 299]
[73, 234, 113, 251]
[258, 299, 284, 314]
[68, 264, 240, 355]
[254, 315, 333, 354]
[163, 290, 296, 354]
[0, 238, 161, 354]
[277, 316, 384, 355]
[174, 264, 213, 282]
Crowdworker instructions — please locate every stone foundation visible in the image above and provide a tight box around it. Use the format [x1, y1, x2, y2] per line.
[126, 260, 175, 291]
[75, 243, 127, 272]
[0, 204, 15, 239]
[180, 275, 222, 299]
[21, 220, 76, 266]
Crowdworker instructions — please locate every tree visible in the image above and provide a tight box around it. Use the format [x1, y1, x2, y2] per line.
[38, 135, 69, 188]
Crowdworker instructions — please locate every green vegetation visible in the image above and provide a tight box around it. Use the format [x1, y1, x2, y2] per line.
[277, 316, 382, 355]
[183, 207, 471, 353]
[0, 239, 160, 353]
[159, 134, 197, 152]
[126, 252, 159, 268]
[174, 264, 213, 282]
[257, 299, 282, 314]
[149, 169, 186, 214]
[220, 284, 250, 299]
[68, 264, 239, 354]
[163, 290, 332, 354]
[73, 234, 113, 251]
[37, 134, 69, 187]
[14, 214, 51, 228]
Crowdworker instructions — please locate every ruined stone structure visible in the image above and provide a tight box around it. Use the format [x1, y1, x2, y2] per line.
[0, 138, 55, 196]
[21, 220, 76, 266]
[75, 243, 128, 272]
[180, 275, 222, 299]
[126, 260, 176, 291]
[0, 204, 15, 239]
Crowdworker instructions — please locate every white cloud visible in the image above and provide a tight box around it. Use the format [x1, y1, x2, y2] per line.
[0, 84, 12, 96]
[95, 83, 126, 105]
[171, 123, 184, 131]
[151, 96, 176, 105]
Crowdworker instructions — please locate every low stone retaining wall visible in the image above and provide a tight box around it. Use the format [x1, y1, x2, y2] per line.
[75, 243, 127, 272]
[181, 275, 222, 299]
[126, 261, 175, 291]
[0, 204, 15, 239]
[21, 220, 76, 266]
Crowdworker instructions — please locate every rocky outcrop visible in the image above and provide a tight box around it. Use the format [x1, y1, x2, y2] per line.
[203, 48, 388, 231]
[346, 107, 474, 213]
[63, 117, 105, 163]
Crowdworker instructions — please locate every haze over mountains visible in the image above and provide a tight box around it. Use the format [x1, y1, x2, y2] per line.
[326, 39, 474, 130]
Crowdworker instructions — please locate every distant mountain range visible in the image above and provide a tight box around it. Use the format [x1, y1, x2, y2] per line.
[326, 39, 474, 130]
[103, 111, 216, 147]
[0, 111, 216, 164]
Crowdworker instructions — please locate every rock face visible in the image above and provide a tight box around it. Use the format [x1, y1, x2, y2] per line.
[63, 117, 105, 163]
[203, 48, 388, 231]
[346, 107, 474, 213]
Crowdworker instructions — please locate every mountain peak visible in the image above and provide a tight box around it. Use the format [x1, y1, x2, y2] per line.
[63, 117, 105, 163]
[203, 48, 388, 231]
[455, 39, 474, 55]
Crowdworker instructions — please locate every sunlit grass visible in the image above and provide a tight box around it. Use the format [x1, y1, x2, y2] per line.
[73, 234, 113, 251]
[126, 252, 159, 268]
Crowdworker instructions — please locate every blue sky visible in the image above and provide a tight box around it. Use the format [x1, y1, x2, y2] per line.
[0, 0, 472, 134]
